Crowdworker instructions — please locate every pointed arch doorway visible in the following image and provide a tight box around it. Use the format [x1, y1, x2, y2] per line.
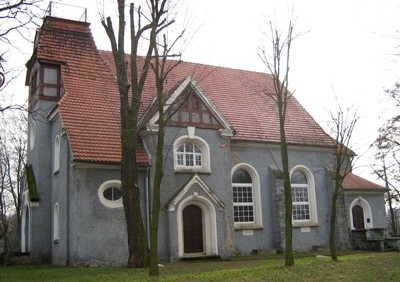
[352, 205, 365, 230]
[183, 204, 204, 253]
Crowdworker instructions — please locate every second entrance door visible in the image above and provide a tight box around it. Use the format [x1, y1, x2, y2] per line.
[183, 204, 204, 253]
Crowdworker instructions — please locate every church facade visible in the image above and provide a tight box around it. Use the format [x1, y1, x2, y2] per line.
[20, 16, 387, 266]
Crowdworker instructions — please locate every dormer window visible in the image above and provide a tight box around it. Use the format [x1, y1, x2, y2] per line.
[30, 63, 62, 101]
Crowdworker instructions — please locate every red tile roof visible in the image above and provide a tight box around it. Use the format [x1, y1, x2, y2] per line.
[30, 16, 334, 165]
[343, 172, 387, 191]
[31, 17, 148, 164]
[99, 51, 335, 147]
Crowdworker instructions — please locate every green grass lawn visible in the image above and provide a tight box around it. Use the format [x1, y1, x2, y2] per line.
[1, 251, 400, 281]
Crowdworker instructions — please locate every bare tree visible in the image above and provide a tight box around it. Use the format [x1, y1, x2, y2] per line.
[147, 15, 186, 274]
[373, 82, 400, 235]
[0, 0, 44, 68]
[0, 0, 44, 111]
[259, 20, 296, 267]
[328, 104, 358, 261]
[0, 112, 27, 256]
[101, 0, 176, 268]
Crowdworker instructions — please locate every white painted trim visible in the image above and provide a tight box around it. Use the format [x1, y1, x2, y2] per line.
[349, 196, 373, 230]
[148, 76, 192, 127]
[167, 174, 224, 211]
[173, 134, 211, 173]
[231, 163, 263, 229]
[177, 195, 219, 257]
[290, 165, 318, 227]
[98, 180, 123, 208]
[146, 76, 234, 136]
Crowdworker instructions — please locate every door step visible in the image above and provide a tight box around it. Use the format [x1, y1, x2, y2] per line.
[181, 255, 222, 262]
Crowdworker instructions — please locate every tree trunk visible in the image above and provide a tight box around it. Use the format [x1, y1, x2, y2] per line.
[329, 180, 340, 261]
[149, 59, 167, 275]
[121, 129, 149, 268]
[149, 124, 164, 276]
[280, 132, 294, 266]
[278, 98, 294, 267]
[384, 164, 397, 235]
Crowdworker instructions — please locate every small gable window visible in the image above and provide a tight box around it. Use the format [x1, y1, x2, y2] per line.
[173, 133, 211, 173]
[98, 180, 123, 208]
[30, 63, 62, 101]
[290, 166, 318, 227]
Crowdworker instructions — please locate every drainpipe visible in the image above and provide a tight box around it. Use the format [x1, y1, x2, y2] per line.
[65, 135, 70, 265]
[146, 166, 151, 245]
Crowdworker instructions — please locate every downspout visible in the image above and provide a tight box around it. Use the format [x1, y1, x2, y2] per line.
[65, 135, 70, 265]
[146, 166, 151, 245]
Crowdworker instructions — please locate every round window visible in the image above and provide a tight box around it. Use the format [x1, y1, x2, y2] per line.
[98, 180, 123, 208]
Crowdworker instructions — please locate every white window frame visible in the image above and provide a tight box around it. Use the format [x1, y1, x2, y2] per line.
[290, 165, 318, 227]
[231, 163, 262, 229]
[53, 135, 60, 173]
[173, 134, 211, 173]
[98, 180, 123, 208]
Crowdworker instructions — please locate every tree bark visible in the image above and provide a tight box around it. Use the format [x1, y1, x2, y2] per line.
[278, 100, 294, 267]
[329, 177, 340, 261]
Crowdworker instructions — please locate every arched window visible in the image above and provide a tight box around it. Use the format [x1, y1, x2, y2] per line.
[232, 169, 254, 223]
[290, 166, 318, 226]
[53, 135, 60, 173]
[231, 163, 262, 229]
[53, 203, 60, 243]
[177, 143, 202, 167]
[29, 120, 36, 151]
[98, 180, 123, 208]
[174, 133, 211, 173]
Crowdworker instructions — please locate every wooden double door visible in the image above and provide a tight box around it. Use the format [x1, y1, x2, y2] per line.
[183, 204, 204, 254]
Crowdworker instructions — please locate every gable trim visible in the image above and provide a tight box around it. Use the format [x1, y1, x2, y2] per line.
[167, 174, 224, 211]
[147, 76, 234, 136]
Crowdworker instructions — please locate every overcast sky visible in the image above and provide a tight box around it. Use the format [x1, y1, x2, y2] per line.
[5, 0, 400, 183]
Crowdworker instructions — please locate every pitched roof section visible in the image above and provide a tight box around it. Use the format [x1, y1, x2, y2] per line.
[31, 17, 334, 165]
[31, 17, 148, 164]
[99, 51, 334, 147]
[343, 172, 387, 192]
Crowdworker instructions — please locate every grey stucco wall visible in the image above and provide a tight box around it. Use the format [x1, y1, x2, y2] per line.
[27, 100, 56, 263]
[27, 111, 387, 265]
[143, 126, 233, 260]
[345, 192, 387, 230]
[231, 144, 336, 253]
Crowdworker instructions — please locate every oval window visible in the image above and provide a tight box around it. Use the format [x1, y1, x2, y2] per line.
[98, 180, 123, 208]
[103, 186, 122, 201]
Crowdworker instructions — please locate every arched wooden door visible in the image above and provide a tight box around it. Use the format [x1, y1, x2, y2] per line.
[183, 204, 204, 254]
[352, 205, 365, 230]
